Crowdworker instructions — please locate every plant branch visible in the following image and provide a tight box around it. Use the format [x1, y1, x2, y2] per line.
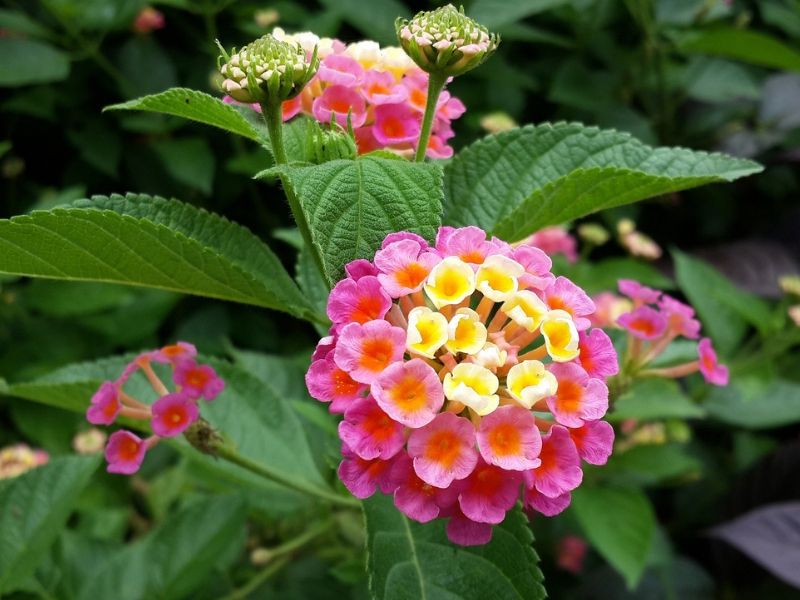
[414, 71, 448, 162]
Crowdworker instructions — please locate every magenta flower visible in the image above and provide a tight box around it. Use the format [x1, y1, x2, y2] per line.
[659, 294, 701, 339]
[306, 226, 621, 545]
[151, 392, 199, 437]
[151, 341, 197, 365]
[373, 103, 421, 145]
[698, 338, 729, 385]
[317, 54, 365, 87]
[105, 430, 148, 475]
[312, 85, 367, 128]
[525, 227, 578, 263]
[618, 279, 661, 304]
[361, 70, 408, 105]
[86, 381, 121, 425]
[174, 360, 225, 401]
[618, 305, 667, 340]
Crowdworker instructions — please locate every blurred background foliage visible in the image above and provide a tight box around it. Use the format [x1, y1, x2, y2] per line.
[1, 0, 800, 599]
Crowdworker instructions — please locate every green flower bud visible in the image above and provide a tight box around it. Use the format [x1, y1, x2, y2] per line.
[396, 4, 498, 77]
[577, 223, 610, 246]
[217, 34, 319, 105]
[309, 122, 357, 163]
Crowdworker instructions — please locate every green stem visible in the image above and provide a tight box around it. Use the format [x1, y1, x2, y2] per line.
[414, 71, 448, 162]
[221, 520, 334, 600]
[215, 442, 360, 508]
[261, 102, 330, 288]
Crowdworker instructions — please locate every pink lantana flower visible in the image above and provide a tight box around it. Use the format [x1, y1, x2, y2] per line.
[618, 279, 661, 304]
[312, 85, 368, 128]
[105, 430, 148, 475]
[570, 420, 615, 465]
[152, 341, 197, 365]
[361, 70, 408, 104]
[698, 338, 729, 385]
[373, 103, 421, 145]
[317, 54, 365, 87]
[618, 305, 667, 340]
[525, 227, 578, 263]
[659, 294, 701, 339]
[307, 226, 620, 545]
[173, 361, 225, 401]
[151, 392, 199, 437]
[86, 381, 121, 425]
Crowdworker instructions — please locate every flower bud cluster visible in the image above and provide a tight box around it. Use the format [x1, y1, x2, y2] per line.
[396, 4, 499, 77]
[306, 226, 619, 545]
[219, 34, 319, 105]
[85, 342, 225, 475]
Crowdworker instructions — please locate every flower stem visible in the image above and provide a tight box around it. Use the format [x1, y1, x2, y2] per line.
[414, 71, 448, 162]
[214, 441, 360, 508]
[261, 102, 330, 289]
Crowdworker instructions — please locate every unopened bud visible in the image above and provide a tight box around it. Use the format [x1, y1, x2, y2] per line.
[779, 275, 800, 297]
[789, 304, 800, 327]
[217, 34, 319, 105]
[309, 121, 358, 163]
[73, 428, 107, 455]
[577, 223, 610, 246]
[396, 4, 499, 77]
[254, 9, 280, 29]
[480, 111, 516, 134]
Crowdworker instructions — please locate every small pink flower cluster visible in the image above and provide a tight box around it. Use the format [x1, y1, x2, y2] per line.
[132, 7, 165, 34]
[521, 226, 578, 263]
[86, 342, 224, 475]
[306, 226, 619, 545]
[0, 443, 49, 479]
[615, 280, 729, 385]
[233, 31, 466, 158]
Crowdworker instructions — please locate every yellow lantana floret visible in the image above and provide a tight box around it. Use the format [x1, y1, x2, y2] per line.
[501, 290, 549, 332]
[406, 306, 449, 358]
[443, 363, 499, 416]
[540, 309, 580, 362]
[475, 255, 524, 302]
[445, 308, 487, 355]
[469, 342, 507, 370]
[424, 256, 476, 309]
[506, 360, 558, 409]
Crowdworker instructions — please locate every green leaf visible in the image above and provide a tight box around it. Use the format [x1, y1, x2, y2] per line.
[105, 87, 267, 144]
[364, 494, 546, 600]
[0, 9, 52, 38]
[673, 250, 773, 355]
[277, 156, 443, 283]
[0, 38, 70, 87]
[0, 194, 321, 322]
[676, 27, 800, 71]
[604, 444, 702, 486]
[559, 257, 674, 295]
[611, 379, 705, 421]
[571, 484, 656, 590]
[683, 57, 762, 103]
[151, 138, 215, 194]
[77, 495, 246, 600]
[703, 377, 800, 429]
[320, 0, 406, 45]
[469, 0, 571, 29]
[443, 123, 762, 241]
[0, 455, 99, 594]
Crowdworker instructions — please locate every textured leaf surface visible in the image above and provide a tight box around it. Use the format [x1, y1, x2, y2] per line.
[704, 377, 800, 429]
[279, 157, 443, 283]
[0, 455, 99, 594]
[677, 28, 800, 71]
[443, 123, 762, 240]
[105, 87, 266, 143]
[364, 494, 545, 600]
[0, 194, 320, 322]
[611, 379, 705, 421]
[673, 250, 774, 355]
[0, 38, 70, 86]
[571, 484, 656, 589]
[77, 495, 246, 600]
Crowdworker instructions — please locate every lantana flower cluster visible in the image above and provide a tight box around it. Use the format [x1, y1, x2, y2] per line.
[86, 342, 224, 474]
[232, 29, 466, 158]
[0, 443, 48, 480]
[306, 226, 619, 545]
[613, 280, 729, 385]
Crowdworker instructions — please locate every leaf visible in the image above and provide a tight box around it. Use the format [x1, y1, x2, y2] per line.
[0, 193, 321, 323]
[77, 495, 247, 600]
[117, 37, 177, 97]
[683, 57, 762, 103]
[710, 502, 800, 588]
[703, 377, 800, 429]
[559, 257, 674, 295]
[0, 8, 53, 38]
[0, 38, 70, 87]
[611, 379, 705, 421]
[151, 138, 215, 194]
[0, 455, 99, 594]
[469, 0, 571, 29]
[442, 123, 762, 241]
[277, 156, 443, 283]
[676, 27, 800, 71]
[604, 444, 702, 486]
[673, 250, 774, 354]
[105, 87, 267, 144]
[364, 494, 546, 600]
[320, 0, 406, 45]
[571, 484, 656, 590]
